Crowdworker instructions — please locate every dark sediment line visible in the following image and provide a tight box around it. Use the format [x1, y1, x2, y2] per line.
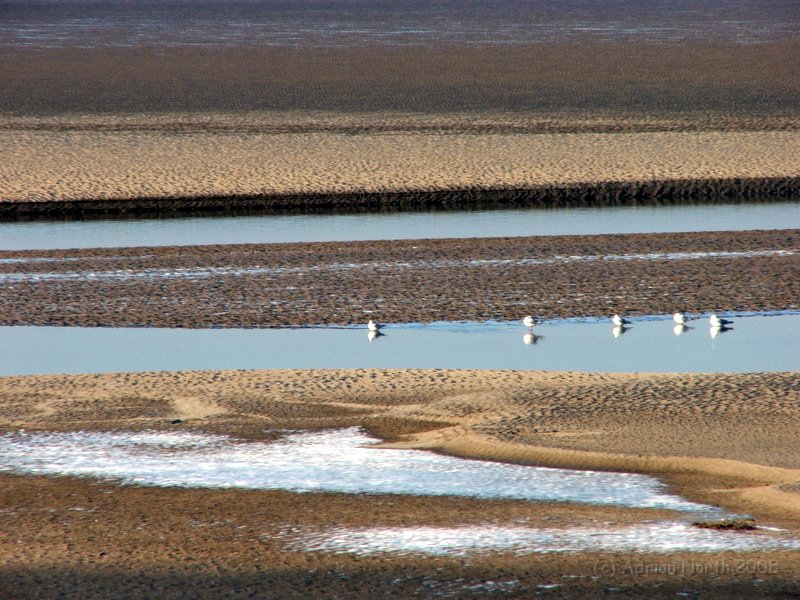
[2, 177, 799, 221]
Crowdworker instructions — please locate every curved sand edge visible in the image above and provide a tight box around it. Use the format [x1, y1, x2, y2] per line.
[379, 430, 800, 524]
[2, 176, 799, 219]
[2, 368, 799, 528]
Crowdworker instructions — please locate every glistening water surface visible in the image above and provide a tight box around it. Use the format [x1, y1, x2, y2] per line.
[2, 428, 798, 555]
[282, 523, 800, 556]
[0, 428, 707, 511]
[3, 0, 796, 48]
[0, 314, 796, 376]
[2, 202, 799, 250]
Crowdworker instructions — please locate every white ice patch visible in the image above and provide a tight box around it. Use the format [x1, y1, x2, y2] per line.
[279, 523, 800, 556]
[1, 428, 711, 512]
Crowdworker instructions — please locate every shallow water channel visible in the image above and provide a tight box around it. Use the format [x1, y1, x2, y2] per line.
[1, 428, 798, 556]
[0, 313, 797, 376]
[2, 202, 799, 250]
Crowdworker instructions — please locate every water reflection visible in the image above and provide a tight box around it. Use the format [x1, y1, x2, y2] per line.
[710, 325, 734, 339]
[673, 324, 693, 336]
[612, 325, 631, 338]
[3, 427, 798, 555]
[283, 522, 800, 557]
[522, 333, 543, 346]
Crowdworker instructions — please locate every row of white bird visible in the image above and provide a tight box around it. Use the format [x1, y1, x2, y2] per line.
[607, 312, 733, 329]
[368, 312, 734, 333]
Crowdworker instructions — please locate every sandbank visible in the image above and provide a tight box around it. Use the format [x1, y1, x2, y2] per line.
[2, 368, 800, 597]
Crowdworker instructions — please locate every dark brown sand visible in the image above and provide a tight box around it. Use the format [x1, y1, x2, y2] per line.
[1, 229, 797, 328]
[3, 42, 799, 116]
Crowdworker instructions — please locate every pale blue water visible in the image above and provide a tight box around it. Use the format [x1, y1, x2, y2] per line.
[0, 314, 796, 376]
[2, 202, 799, 250]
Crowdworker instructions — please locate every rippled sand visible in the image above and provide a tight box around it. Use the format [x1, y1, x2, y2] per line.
[2, 368, 800, 597]
[2, 125, 799, 203]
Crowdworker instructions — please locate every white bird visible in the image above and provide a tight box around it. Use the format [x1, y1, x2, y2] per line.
[709, 314, 733, 328]
[522, 316, 536, 328]
[673, 312, 689, 325]
[612, 314, 631, 327]
[367, 319, 381, 332]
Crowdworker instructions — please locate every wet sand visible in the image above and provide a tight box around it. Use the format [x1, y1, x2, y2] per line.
[2, 368, 800, 598]
[4, 43, 799, 116]
[1, 229, 797, 327]
[2, 41, 799, 215]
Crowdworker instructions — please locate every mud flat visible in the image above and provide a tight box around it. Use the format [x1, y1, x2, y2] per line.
[1, 229, 797, 328]
[1, 368, 800, 598]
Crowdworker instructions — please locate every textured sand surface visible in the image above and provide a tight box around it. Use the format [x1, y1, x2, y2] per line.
[1, 229, 797, 327]
[2, 368, 800, 598]
[3, 34, 799, 598]
[2, 369, 799, 520]
[2, 126, 799, 203]
[2, 40, 799, 213]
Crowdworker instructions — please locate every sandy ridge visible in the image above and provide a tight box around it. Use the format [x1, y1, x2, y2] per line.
[2, 129, 799, 207]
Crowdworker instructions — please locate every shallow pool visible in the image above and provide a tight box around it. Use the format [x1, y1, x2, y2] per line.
[0, 428, 708, 511]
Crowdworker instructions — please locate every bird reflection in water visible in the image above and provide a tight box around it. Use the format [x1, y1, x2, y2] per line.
[612, 325, 631, 338]
[523, 332, 543, 345]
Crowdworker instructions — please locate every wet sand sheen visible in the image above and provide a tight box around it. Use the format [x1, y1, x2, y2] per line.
[2, 368, 799, 522]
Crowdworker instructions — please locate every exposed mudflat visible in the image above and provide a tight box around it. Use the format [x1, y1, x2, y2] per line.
[1, 229, 797, 328]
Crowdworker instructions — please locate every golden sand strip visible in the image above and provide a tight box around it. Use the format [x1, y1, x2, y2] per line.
[2, 129, 799, 204]
[2, 368, 799, 527]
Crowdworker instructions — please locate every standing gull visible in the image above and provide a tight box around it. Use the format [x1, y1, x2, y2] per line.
[612, 314, 631, 327]
[709, 314, 733, 328]
[522, 316, 536, 328]
[673, 312, 689, 325]
[367, 319, 382, 332]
